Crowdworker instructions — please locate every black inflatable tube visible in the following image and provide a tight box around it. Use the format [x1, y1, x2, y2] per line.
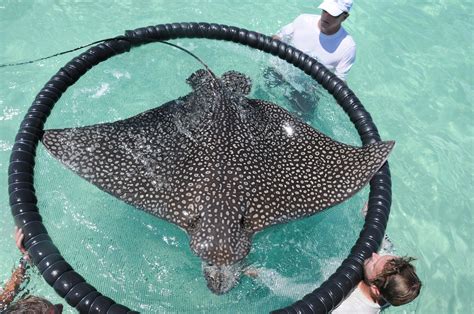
[8, 23, 391, 313]
[65, 282, 96, 307]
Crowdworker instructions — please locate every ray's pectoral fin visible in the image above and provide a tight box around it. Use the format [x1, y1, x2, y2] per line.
[245, 100, 396, 232]
[251, 140, 395, 232]
[40, 97, 201, 228]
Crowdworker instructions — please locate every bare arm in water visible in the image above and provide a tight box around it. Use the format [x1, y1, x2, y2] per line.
[0, 227, 29, 310]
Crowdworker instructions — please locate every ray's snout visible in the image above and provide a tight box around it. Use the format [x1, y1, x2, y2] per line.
[202, 263, 242, 295]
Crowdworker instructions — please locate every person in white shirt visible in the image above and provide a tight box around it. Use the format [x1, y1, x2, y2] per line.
[258, 0, 356, 117]
[274, 0, 356, 81]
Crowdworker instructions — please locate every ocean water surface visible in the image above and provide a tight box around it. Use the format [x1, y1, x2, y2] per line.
[0, 1, 472, 313]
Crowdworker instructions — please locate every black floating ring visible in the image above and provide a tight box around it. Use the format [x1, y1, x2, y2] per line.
[9, 22, 391, 314]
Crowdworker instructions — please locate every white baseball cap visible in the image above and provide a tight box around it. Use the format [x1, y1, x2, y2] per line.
[318, 0, 353, 17]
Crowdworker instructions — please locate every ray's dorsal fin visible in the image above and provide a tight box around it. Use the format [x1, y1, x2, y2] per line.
[221, 71, 252, 95]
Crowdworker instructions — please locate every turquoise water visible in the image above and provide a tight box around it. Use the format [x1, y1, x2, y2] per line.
[0, 1, 472, 313]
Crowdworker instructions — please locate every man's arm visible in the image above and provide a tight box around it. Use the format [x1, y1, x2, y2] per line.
[0, 228, 30, 310]
[273, 20, 296, 43]
[0, 260, 27, 309]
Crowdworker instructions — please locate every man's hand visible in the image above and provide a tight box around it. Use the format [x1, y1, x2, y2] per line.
[14, 227, 29, 261]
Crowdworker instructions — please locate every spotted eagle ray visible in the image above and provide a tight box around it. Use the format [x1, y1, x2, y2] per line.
[42, 69, 394, 294]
